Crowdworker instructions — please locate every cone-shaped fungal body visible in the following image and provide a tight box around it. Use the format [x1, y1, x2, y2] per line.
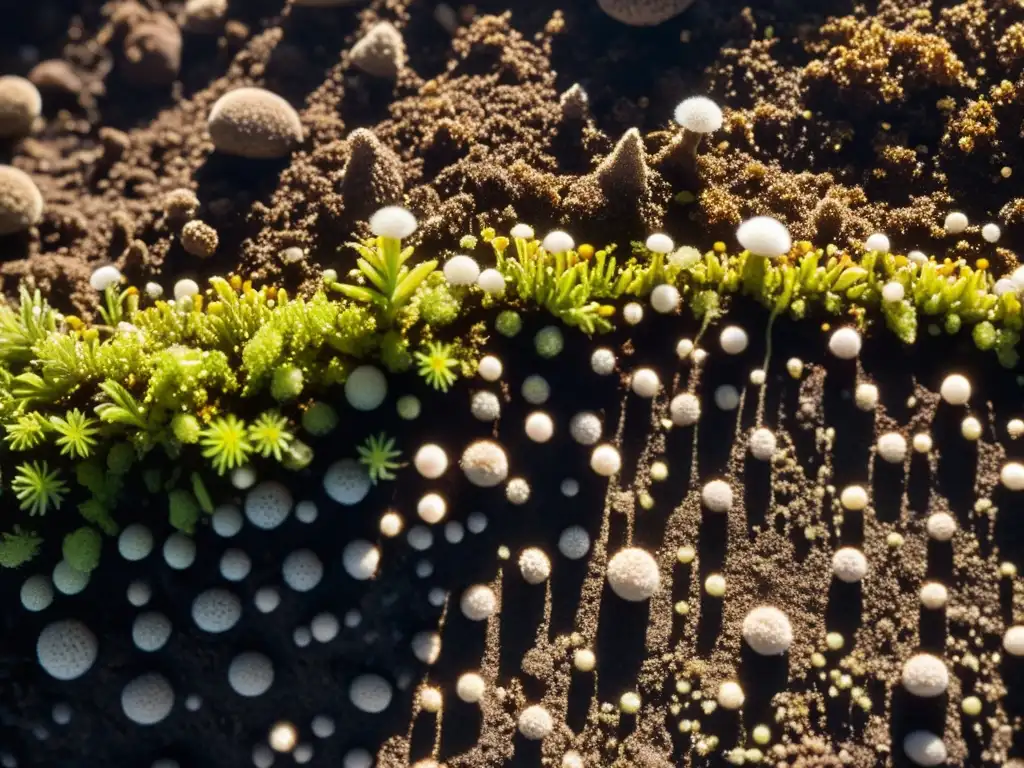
[339, 128, 404, 217]
[351, 22, 406, 79]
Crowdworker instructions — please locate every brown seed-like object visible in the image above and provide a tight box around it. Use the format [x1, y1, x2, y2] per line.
[350, 22, 406, 79]
[0, 75, 42, 138]
[122, 13, 183, 86]
[0, 165, 43, 235]
[28, 60, 83, 98]
[180, 220, 219, 258]
[163, 188, 200, 219]
[207, 87, 304, 159]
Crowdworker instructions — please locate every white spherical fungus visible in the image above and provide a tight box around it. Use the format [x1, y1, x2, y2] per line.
[674, 96, 724, 134]
[839, 485, 868, 511]
[961, 416, 982, 441]
[943, 211, 968, 234]
[590, 444, 622, 477]
[295, 500, 318, 524]
[717, 681, 746, 710]
[37, 620, 97, 680]
[324, 459, 372, 505]
[53, 560, 89, 595]
[606, 547, 660, 601]
[864, 232, 890, 253]
[21, 575, 53, 612]
[414, 444, 448, 479]
[939, 373, 971, 405]
[913, 433, 933, 453]
[293, 744, 313, 764]
[121, 673, 175, 725]
[631, 368, 660, 397]
[192, 588, 242, 633]
[828, 327, 862, 359]
[714, 385, 740, 411]
[212, 504, 243, 537]
[670, 393, 701, 426]
[230, 465, 257, 490]
[163, 533, 196, 570]
[460, 440, 510, 487]
[720, 325, 749, 355]
[478, 355, 502, 381]
[478, 268, 506, 293]
[926, 512, 956, 542]
[982, 222, 1001, 243]
[344, 365, 387, 411]
[460, 584, 497, 621]
[676, 338, 695, 359]
[854, 383, 878, 411]
[1000, 462, 1024, 491]
[525, 411, 555, 443]
[132, 612, 172, 652]
[995, 278, 1017, 296]
[742, 606, 793, 655]
[505, 478, 531, 504]
[471, 390, 501, 421]
[901, 653, 949, 697]
[542, 230, 574, 253]
[832, 547, 868, 583]
[570, 411, 602, 445]
[467, 512, 488, 533]
[736, 216, 791, 258]
[903, 731, 948, 767]
[419, 686, 443, 713]
[407, 525, 433, 551]
[173, 279, 200, 301]
[127, 580, 151, 607]
[417, 493, 447, 524]
[411, 631, 441, 664]
[650, 283, 680, 313]
[881, 281, 905, 303]
[229, 652, 274, 697]
[908, 250, 928, 265]
[269, 721, 298, 753]
[245, 481, 292, 529]
[311, 715, 336, 739]
[349, 674, 393, 713]
[701, 479, 734, 512]
[293, 627, 312, 647]
[590, 347, 616, 375]
[1003, 625, 1024, 656]
[343, 540, 380, 580]
[369, 206, 416, 239]
[518, 548, 552, 584]
[443, 255, 480, 285]
[456, 672, 486, 703]
[522, 374, 550, 404]
[558, 526, 591, 560]
[254, 587, 281, 613]
[877, 432, 908, 463]
[119, 523, 154, 561]
[444, 521, 465, 543]
[1008, 418, 1024, 438]
[282, 549, 323, 591]
[518, 704, 554, 740]
[645, 233, 674, 253]
[561, 478, 580, 497]
[919, 582, 948, 610]
[89, 265, 122, 291]
[749, 427, 777, 461]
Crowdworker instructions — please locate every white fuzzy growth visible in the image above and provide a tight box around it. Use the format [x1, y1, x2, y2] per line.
[631, 368, 660, 398]
[228, 652, 274, 697]
[606, 547, 660, 601]
[37, 620, 97, 680]
[443, 255, 480, 285]
[742, 606, 793, 655]
[854, 383, 878, 411]
[323, 459, 371, 505]
[714, 385, 740, 411]
[919, 582, 948, 610]
[736, 216, 791, 258]
[345, 364, 387, 411]
[144, 281, 163, 298]
[558, 525, 591, 560]
[673, 96, 723, 133]
[876, 432, 907, 463]
[254, 586, 281, 613]
[121, 673, 174, 725]
[913, 433, 933, 453]
[570, 411, 602, 445]
[541, 230, 574, 253]
[719, 325, 748, 355]
[903, 731, 948, 767]
[926, 512, 956, 541]
[995, 278, 1016, 295]
[21, 574, 53, 612]
[908, 249, 928, 264]
[525, 411, 554, 443]
[701, 479, 733, 512]
[650, 283, 680, 313]
[118, 523, 154, 561]
[1000, 461, 1024, 490]
[471, 390, 501, 421]
[192, 588, 242, 633]
[717, 681, 745, 710]
[939, 373, 971, 405]
[522, 374, 550, 404]
[460, 584, 497, 621]
[1004, 625, 1024, 656]
[749, 428, 777, 461]
[414, 444, 448, 478]
[518, 705, 554, 740]
[417, 492, 446, 524]
[89, 265, 122, 291]
[173, 279, 200, 301]
[163, 533, 196, 570]
[670, 393, 701, 426]
[901, 653, 949, 697]
[982, 222, 1001, 243]
[282, 549, 323, 591]
[881, 281, 905, 302]
[518, 547, 552, 584]
[828, 327, 862, 359]
[622, 301, 644, 325]
[832, 547, 868, 583]
[864, 232, 890, 253]
[230, 465, 257, 490]
[460, 440, 509, 487]
[369, 206, 417, 239]
[943, 211, 968, 234]
[349, 674, 393, 713]
[245, 481, 293, 529]
[676, 338, 694, 359]
[343, 540, 380, 580]
[510, 223, 534, 239]
[591, 347, 616, 374]
[477, 268, 506, 293]
[590, 444, 622, 476]
[645, 233, 674, 253]
[506, 477, 531, 504]
[961, 416, 982, 441]
[456, 673, 486, 703]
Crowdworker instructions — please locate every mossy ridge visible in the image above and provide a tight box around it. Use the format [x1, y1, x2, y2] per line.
[0, 220, 1021, 571]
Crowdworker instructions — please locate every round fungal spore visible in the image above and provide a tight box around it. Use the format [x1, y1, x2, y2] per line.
[342, 540, 380, 580]
[282, 550, 323, 591]
[717, 681, 745, 710]
[207, 87, 303, 158]
[939, 373, 971, 405]
[478, 355, 502, 381]
[670, 393, 701, 426]
[228, 652, 274, 697]
[590, 444, 622, 476]
[521, 374, 550, 404]
[37, 620, 97, 680]
[244, 481, 292, 529]
[926, 512, 956, 541]
[631, 368, 660, 398]
[121, 673, 174, 725]
[742, 606, 793, 656]
[212, 504, 243, 537]
[1000, 462, 1024, 491]
[349, 674, 392, 713]
[919, 582, 948, 610]
[720, 325, 749, 355]
[345, 365, 387, 411]
[714, 385, 740, 411]
[904, 731, 948, 767]
[701, 479, 733, 512]
[518, 705, 553, 740]
[876, 432, 907, 463]
[749, 428, 777, 461]
[456, 673, 486, 703]
[460, 440, 509, 487]
[506, 478, 531, 504]
[901, 653, 949, 697]
[832, 547, 868, 583]
[254, 587, 280, 614]
[518, 547, 552, 584]
[417, 493, 447, 524]
[570, 412, 602, 445]
[461, 584, 497, 621]
[650, 283, 680, 313]
[323, 459, 371, 505]
[411, 631, 441, 664]
[606, 547, 660, 601]
[525, 411, 555, 442]
[132, 612, 172, 652]
[558, 526, 591, 560]
[839, 485, 868, 511]
[414, 444, 448, 478]
[21, 575, 53, 612]
[192, 589, 242, 633]
[471, 390, 501, 421]
[828, 327, 862, 359]
[590, 347, 616, 375]
[1003, 625, 1024, 656]
[220, 549, 251, 581]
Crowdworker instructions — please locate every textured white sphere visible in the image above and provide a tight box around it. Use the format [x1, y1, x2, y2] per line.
[832, 547, 868, 583]
[926, 512, 956, 541]
[228, 652, 274, 697]
[342, 540, 380, 580]
[460, 440, 509, 487]
[674, 96, 723, 133]
[518, 704, 554, 740]
[570, 411, 603, 445]
[558, 526, 591, 560]
[478, 355, 503, 381]
[645, 233, 675, 253]
[901, 653, 949, 697]
[443, 255, 481, 285]
[622, 302, 644, 325]
[53, 560, 90, 595]
[510, 223, 534, 239]
[839, 485, 869, 511]
[943, 211, 968, 234]
[939, 373, 971, 405]
[460, 584, 497, 621]
[456, 672, 486, 703]
[471, 390, 501, 421]
[254, 586, 281, 614]
[828, 327, 862, 359]
[132, 612, 172, 652]
[369, 206, 416, 239]
[650, 284, 680, 313]
[877, 432, 908, 463]
[518, 547, 552, 584]
[913, 433, 933, 453]
[590, 444, 622, 476]
[417, 493, 447, 524]
[881, 281, 905, 302]
[982, 222, 1001, 243]
[736, 216, 791, 258]
[1000, 462, 1024, 491]
[606, 547, 660, 601]
[864, 232, 890, 253]
[542, 230, 574, 253]
[344, 365, 388, 411]
[173, 279, 200, 301]
[414, 444, 448, 478]
[127, 580, 151, 607]
[854, 383, 878, 411]
[903, 731, 947, 767]
[212, 504, 243, 537]
[720, 325, 749, 355]
[1003, 625, 1024, 656]
[631, 368, 660, 398]
[525, 411, 555, 443]
[21, 574, 53, 612]
[37, 620, 97, 680]
[311, 613, 340, 643]
[478, 268, 506, 293]
[295, 501, 318, 524]
[163, 533, 196, 570]
[245, 481, 293, 529]
[311, 715, 336, 739]
[742, 606, 793, 655]
[90, 265, 122, 291]
[230, 465, 257, 490]
[701, 479, 734, 513]
[670, 393, 701, 426]
[121, 673, 174, 725]
[714, 385, 740, 411]
[192, 588, 242, 633]
[590, 347, 616, 375]
[521, 374, 550, 404]
[717, 681, 745, 710]
[749, 427, 777, 461]
[282, 550, 323, 591]
[119, 524, 154, 561]
[349, 674, 392, 713]
[323, 459, 371, 505]
[919, 582, 948, 610]
[411, 631, 441, 664]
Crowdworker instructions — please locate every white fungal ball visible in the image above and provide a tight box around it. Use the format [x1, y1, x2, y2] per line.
[926, 512, 956, 541]
[558, 526, 591, 560]
[832, 547, 868, 583]
[995, 278, 1017, 296]
[456, 673, 486, 703]
[542, 230, 574, 253]
[342, 540, 380, 581]
[311, 715, 335, 739]
[37, 620, 97, 680]
[443, 255, 480, 285]
[369, 206, 416, 239]
[714, 385, 740, 411]
[1008, 418, 1024, 438]
[163, 533, 196, 570]
[901, 653, 949, 697]
[293, 627, 312, 647]
[323, 459, 372, 505]
[414, 444, 448, 479]
[460, 440, 509, 487]
[1003, 625, 1024, 656]
[570, 411, 602, 445]
[908, 250, 928, 264]
[518, 548, 552, 584]
[828, 327, 862, 359]
[517, 705, 554, 740]
[412, 631, 441, 664]
[717, 681, 745, 710]
[295, 500, 318, 524]
[904, 731, 948, 767]
[943, 211, 968, 234]
[53, 561, 89, 595]
[132, 612, 172, 652]
[293, 744, 313, 764]
[749, 368, 766, 386]
[282, 549, 323, 591]
[461, 584, 497, 621]
[736, 216, 791, 258]
[127, 580, 151, 607]
[650, 284, 680, 313]
[591, 347, 616, 375]
[525, 411, 555, 442]
[311, 613, 340, 643]
[720, 325, 749, 355]
[89, 265, 122, 291]
[839, 485, 868, 511]
[122, 674, 174, 726]
[417, 493, 447, 524]
[245, 481, 293, 529]
[229, 652, 274, 697]
[749, 428, 777, 461]
[561, 478, 579, 497]
[344, 365, 387, 411]
[407, 525, 433, 551]
[254, 587, 281, 614]
[478, 355, 503, 382]
[982, 222, 1001, 243]
[419, 687, 443, 713]
[506, 478, 531, 504]
[913, 433, 933, 453]
[854, 383, 878, 411]
[961, 416, 982, 441]
[21, 575, 53, 612]
[269, 722, 298, 753]
[939, 373, 971, 405]
[670, 393, 701, 426]
[471, 390, 501, 421]
[1000, 462, 1024, 491]
[622, 302, 643, 325]
[919, 582, 948, 610]
[478, 268, 506, 293]
[192, 588, 242, 633]
[467, 512, 488, 533]
[631, 368, 660, 397]
[676, 338, 694, 359]
[881, 281, 905, 302]
[444, 521, 465, 543]
[701, 479, 734, 513]
[349, 674, 392, 713]
[522, 374, 550, 404]
[742, 606, 793, 655]
[119, 523, 154, 561]
[877, 432, 907, 463]
[606, 547, 660, 601]
[646, 233, 675, 253]
[173, 279, 200, 302]
[230, 465, 257, 490]
[864, 232, 890, 253]
[212, 504, 243, 537]
[590, 444, 622, 476]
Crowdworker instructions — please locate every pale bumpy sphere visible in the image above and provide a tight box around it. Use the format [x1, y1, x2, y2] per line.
[570, 412, 602, 445]
[282, 549, 323, 591]
[460, 440, 509, 487]
[720, 325, 749, 355]
[21, 574, 53, 612]
[419, 687, 443, 712]
[311, 613, 339, 643]
[456, 673, 486, 703]
[53, 560, 89, 595]
[350, 674, 392, 713]
[606, 547, 660, 601]
[90, 265, 123, 291]
[939, 373, 971, 405]
[311, 715, 335, 739]
[119, 523, 154, 561]
[506, 477, 530, 505]
[542, 230, 574, 253]
[670, 393, 701, 426]
[192, 588, 242, 633]
[369, 205, 416, 239]
[701, 479, 734, 513]
[525, 411, 555, 442]
[828, 327, 862, 359]
[471, 390, 501, 421]
[518, 548, 552, 584]
[877, 432, 907, 463]
[901, 653, 949, 697]
[228, 652, 274, 697]
[414, 444, 448, 478]
[461, 584, 497, 621]
[417, 493, 446, 524]
[121, 673, 175, 725]
[37, 620, 97, 680]
[749, 428, 777, 461]
[345, 365, 387, 411]
[717, 681, 745, 710]
[742, 606, 793, 655]
[865, 232, 890, 253]
[0, 165, 44, 235]
[590, 444, 622, 476]
[1003, 625, 1024, 656]
[323, 459, 371, 505]
[854, 383, 878, 411]
[943, 211, 968, 234]
[926, 512, 956, 541]
[714, 384, 739, 411]
[982, 222, 1001, 243]
[558, 526, 591, 560]
[881, 281, 905, 303]
[254, 586, 281, 613]
[478, 268, 505, 293]
[646, 233, 674, 253]
[650, 283, 680, 313]
[919, 582, 948, 610]
[443, 255, 480, 286]
[411, 631, 441, 664]
[132, 612, 172, 652]
[478, 355, 503, 381]
[517, 704, 554, 740]
[622, 302, 643, 325]
[832, 547, 868, 583]
[163, 533, 196, 570]
[245, 481, 292, 529]
[1000, 462, 1024, 491]
[212, 504, 243, 537]
[839, 484, 868, 511]
[904, 731, 948, 767]
[522, 374, 550, 404]
[207, 87, 303, 158]
[736, 216, 791, 258]
[631, 368, 660, 398]
[591, 347, 616, 375]
[0, 75, 42, 137]
[342, 540, 380, 580]
[295, 500, 318, 524]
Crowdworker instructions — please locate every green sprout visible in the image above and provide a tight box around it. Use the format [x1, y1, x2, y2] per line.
[357, 432, 402, 484]
[415, 340, 459, 392]
[49, 408, 100, 459]
[3, 412, 49, 451]
[248, 410, 295, 461]
[0, 527, 43, 568]
[12, 461, 68, 516]
[199, 414, 253, 475]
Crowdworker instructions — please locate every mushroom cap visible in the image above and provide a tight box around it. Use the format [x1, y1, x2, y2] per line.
[207, 87, 303, 159]
[0, 165, 43, 235]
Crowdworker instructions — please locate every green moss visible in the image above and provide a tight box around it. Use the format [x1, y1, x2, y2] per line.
[302, 401, 338, 436]
[62, 526, 102, 573]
